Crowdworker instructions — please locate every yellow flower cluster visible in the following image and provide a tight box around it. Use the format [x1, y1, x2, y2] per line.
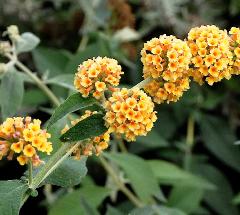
[141, 35, 192, 103]
[0, 117, 52, 166]
[61, 110, 110, 158]
[229, 27, 240, 75]
[104, 88, 157, 141]
[188, 25, 233, 85]
[74, 57, 124, 99]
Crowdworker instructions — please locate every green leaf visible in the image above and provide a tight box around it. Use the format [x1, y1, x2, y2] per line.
[233, 193, 240, 205]
[148, 160, 215, 190]
[49, 184, 110, 215]
[200, 90, 225, 110]
[196, 164, 239, 215]
[0, 69, 24, 119]
[156, 206, 187, 215]
[60, 113, 107, 142]
[33, 47, 71, 77]
[168, 186, 204, 214]
[200, 115, 240, 172]
[47, 117, 69, 153]
[45, 74, 75, 91]
[106, 206, 124, 215]
[130, 205, 187, 215]
[43, 157, 87, 187]
[16, 32, 40, 53]
[23, 89, 48, 106]
[104, 153, 165, 203]
[0, 180, 28, 215]
[47, 93, 97, 129]
[80, 197, 100, 215]
[130, 206, 156, 215]
[130, 129, 168, 153]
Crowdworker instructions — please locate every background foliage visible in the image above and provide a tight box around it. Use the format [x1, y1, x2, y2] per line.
[1, 0, 240, 214]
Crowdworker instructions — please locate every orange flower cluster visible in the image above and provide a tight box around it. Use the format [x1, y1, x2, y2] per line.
[104, 88, 157, 141]
[188, 25, 233, 85]
[61, 110, 110, 158]
[74, 57, 124, 99]
[229, 27, 240, 75]
[141, 35, 192, 103]
[0, 117, 52, 166]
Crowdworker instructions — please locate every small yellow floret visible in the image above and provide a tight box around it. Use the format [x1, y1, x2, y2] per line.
[23, 144, 36, 157]
[17, 155, 28, 166]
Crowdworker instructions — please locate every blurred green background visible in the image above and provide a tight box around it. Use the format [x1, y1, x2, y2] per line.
[1, 0, 240, 214]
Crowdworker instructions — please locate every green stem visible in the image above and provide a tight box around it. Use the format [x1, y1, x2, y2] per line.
[184, 115, 195, 170]
[99, 155, 144, 207]
[114, 135, 127, 153]
[6, 54, 60, 107]
[22, 142, 81, 206]
[132, 77, 153, 89]
[28, 160, 33, 186]
[30, 142, 81, 190]
[77, 35, 89, 52]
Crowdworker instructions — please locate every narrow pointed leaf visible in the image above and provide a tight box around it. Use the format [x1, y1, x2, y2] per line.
[60, 113, 107, 142]
[45, 74, 75, 91]
[47, 93, 97, 129]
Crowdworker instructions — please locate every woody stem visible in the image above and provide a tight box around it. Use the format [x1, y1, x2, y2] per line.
[99, 155, 144, 207]
[6, 54, 60, 107]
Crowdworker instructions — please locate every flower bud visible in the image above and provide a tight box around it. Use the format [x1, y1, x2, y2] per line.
[0, 41, 11, 56]
[7, 25, 21, 42]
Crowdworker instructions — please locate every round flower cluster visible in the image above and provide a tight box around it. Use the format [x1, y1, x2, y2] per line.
[187, 25, 233, 85]
[61, 110, 110, 158]
[74, 57, 124, 99]
[229, 27, 240, 75]
[141, 35, 192, 104]
[104, 88, 157, 141]
[0, 117, 52, 166]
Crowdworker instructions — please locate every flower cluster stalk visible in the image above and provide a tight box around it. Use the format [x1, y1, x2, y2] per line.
[184, 115, 195, 170]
